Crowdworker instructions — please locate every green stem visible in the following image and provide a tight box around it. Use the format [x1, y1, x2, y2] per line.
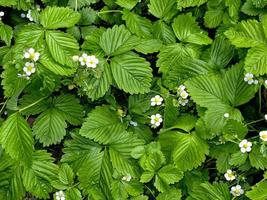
[144, 185, 155, 199]
[75, 0, 78, 11]
[97, 10, 122, 15]
[246, 119, 264, 125]
[0, 100, 7, 114]
[259, 87, 262, 113]
[18, 97, 46, 113]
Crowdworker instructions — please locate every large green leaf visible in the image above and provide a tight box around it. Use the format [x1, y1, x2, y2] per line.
[33, 108, 67, 146]
[40, 7, 81, 29]
[79, 106, 126, 144]
[245, 45, 267, 75]
[177, 0, 208, 9]
[152, 21, 176, 44]
[224, 19, 267, 48]
[110, 52, 152, 94]
[246, 180, 267, 200]
[45, 30, 79, 66]
[0, 24, 13, 46]
[148, 0, 177, 20]
[22, 150, 59, 199]
[99, 25, 139, 56]
[122, 10, 152, 38]
[0, 113, 34, 165]
[172, 13, 212, 45]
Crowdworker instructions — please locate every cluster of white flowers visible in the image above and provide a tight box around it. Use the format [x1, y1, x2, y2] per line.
[177, 85, 189, 106]
[239, 139, 252, 153]
[55, 191, 65, 200]
[19, 48, 40, 78]
[150, 114, 163, 128]
[26, 10, 33, 21]
[230, 185, 244, 197]
[0, 11, 4, 21]
[260, 131, 267, 142]
[224, 169, 236, 181]
[73, 54, 99, 69]
[122, 175, 132, 182]
[244, 73, 258, 85]
[151, 95, 163, 106]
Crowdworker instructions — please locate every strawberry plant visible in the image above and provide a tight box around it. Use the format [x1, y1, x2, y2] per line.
[0, 0, 267, 199]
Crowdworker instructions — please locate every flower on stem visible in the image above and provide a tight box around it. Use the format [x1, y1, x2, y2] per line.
[260, 131, 267, 142]
[244, 73, 254, 84]
[224, 169, 236, 181]
[23, 62, 36, 76]
[151, 95, 163, 106]
[122, 175, 132, 182]
[150, 114, 163, 128]
[230, 185, 244, 197]
[55, 191, 65, 200]
[178, 97, 188, 106]
[78, 53, 99, 68]
[239, 139, 252, 153]
[24, 48, 40, 62]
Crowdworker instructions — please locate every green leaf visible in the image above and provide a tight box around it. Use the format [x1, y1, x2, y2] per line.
[68, 0, 97, 9]
[45, 30, 79, 67]
[157, 43, 198, 73]
[148, 0, 177, 20]
[110, 52, 152, 94]
[111, 180, 128, 200]
[177, 0, 208, 9]
[61, 133, 101, 172]
[0, 24, 13, 46]
[0, 0, 17, 6]
[246, 180, 267, 200]
[66, 188, 82, 200]
[58, 163, 74, 186]
[157, 189, 182, 200]
[0, 113, 34, 165]
[53, 94, 83, 125]
[33, 109, 67, 146]
[122, 10, 152, 38]
[134, 39, 163, 54]
[152, 21, 176, 44]
[115, 0, 139, 10]
[172, 13, 212, 45]
[22, 150, 58, 199]
[224, 19, 267, 48]
[40, 7, 81, 29]
[0, 155, 25, 200]
[99, 25, 139, 56]
[204, 9, 224, 28]
[79, 106, 126, 144]
[249, 144, 267, 169]
[245, 45, 267, 75]
[159, 132, 209, 171]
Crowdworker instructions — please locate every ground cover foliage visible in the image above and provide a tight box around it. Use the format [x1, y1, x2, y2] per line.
[0, 0, 267, 199]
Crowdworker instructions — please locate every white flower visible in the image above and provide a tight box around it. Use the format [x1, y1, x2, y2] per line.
[230, 185, 244, 197]
[150, 114, 163, 127]
[0, 11, 4, 20]
[244, 73, 254, 84]
[130, 121, 138, 127]
[23, 62, 36, 76]
[86, 55, 99, 68]
[259, 131, 267, 142]
[254, 79, 259, 84]
[178, 97, 188, 106]
[24, 48, 40, 61]
[26, 10, 33, 21]
[79, 53, 88, 66]
[224, 169, 236, 181]
[151, 95, 163, 106]
[122, 175, 132, 182]
[177, 85, 186, 93]
[180, 90, 189, 99]
[265, 114, 267, 121]
[239, 139, 252, 153]
[265, 80, 267, 85]
[55, 191, 65, 200]
[21, 13, 26, 18]
[224, 113, 229, 118]
[72, 55, 79, 62]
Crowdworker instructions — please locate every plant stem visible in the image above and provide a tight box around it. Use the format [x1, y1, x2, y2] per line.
[97, 10, 122, 15]
[0, 99, 7, 114]
[18, 97, 46, 113]
[144, 185, 155, 198]
[75, 0, 78, 11]
[246, 119, 264, 125]
[259, 86, 262, 113]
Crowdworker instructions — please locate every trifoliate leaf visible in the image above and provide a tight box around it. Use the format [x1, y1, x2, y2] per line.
[40, 7, 81, 29]
[0, 112, 34, 165]
[172, 13, 212, 45]
[79, 105, 126, 144]
[110, 52, 152, 94]
[33, 108, 67, 146]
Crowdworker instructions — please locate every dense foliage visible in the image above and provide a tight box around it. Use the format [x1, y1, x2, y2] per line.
[0, 0, 267, 199]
